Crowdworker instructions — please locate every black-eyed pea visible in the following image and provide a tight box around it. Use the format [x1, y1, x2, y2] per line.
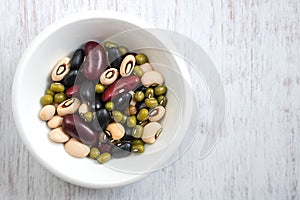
[106, 123, 125, 140]
[120, 54, 135, 77]
[78, 103, 89, 117]
[141, 71, 164, 87]
[48, 127, 70, 143]
[100, 68, 119, 85]
[51, 57, 71, 81]
[148, 106, 166, 122]
[142, 122, 162, 144]
[139, 63, 153, 73]
[39, 105, 56, 121]
[47, 115, 63, 128]
[57, 98, 81, 116]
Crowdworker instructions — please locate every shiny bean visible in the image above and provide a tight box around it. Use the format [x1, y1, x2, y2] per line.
[104, 41, 118, 50]
[83, 43, 106, 80]
[127, 116, 137, 128]
[141, 71, 164, 87]
[132, 125, 143, 138]
[65, 84, 80, 97]
[57, 98, 81, 116]
[101, 76, 140, 102]
[39, 105, 56, 121]
[135, 53, 148, 65]
[84, 41, 99, 55]
[47, 115, 63, 129]
[120, 54, 135, 77]
[54, 93, 67, 104]
[71, 49, 84, 70]
[148, 105, 166, 122]
[89, 93, 104, 111]
[100, 68, 119, 85]
[140, 63, 153, 73]
[40, 94, 53, 106]
[48, 127, 70, 143]
[50, 82, 65, 93]
[128, 105, 137, 115]
[45, 89, 55, 96]
[137, 108, 149, 122]
[113, 92, 132, 111]
[157, 95, 168, 107]
[51, 57, 71, 82]
[154, 85, 167, 96]
[111, 142, 131, 158]
[118, 46, 128, 55]
[105, 101, 114, 111]
[97, 152, 111, 164]
[98, 142, 112, 153]
[80, 80, 95, 101]
[134, 91, 145, 102]
[95, 83, 105, 94]
[133, 65, 144, 77]
[142, 122, 162, 144]
[62, 114, 99, 146]
[145, 98, 158, 108]
[145, 88, 154, 98]
[91, 118, 103, 132]
[78, 103, 89, 117]
[122, 126, 134, 141]
[64, 138, 90, 158]
[106, 123, 125, 140]
[108, 47, 122, 69]
[112, 111, 123, 123]
[131, 144, 144, 153]
[135, 101, 147, 112]
[62, 70, 79, 88]
[96, 108, 111, 130]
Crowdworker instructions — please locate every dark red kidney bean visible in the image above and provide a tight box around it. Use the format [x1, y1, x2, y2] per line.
[65, 84, 80, 97]
[71, 49, 85, 70]
[62, 114, 98, 146]
[83, 43, 106, 80]
[111, 142, 131, 158]
[108, 47, 122, 69]
[80, 80, 95, 101]
[113, 92, 132, 111]
[96, 108, 111, 130]
[101, 76, 140, 102]
[62, 70, 78, 88]
[84, 41, 99, 55]
[89, 94, 104, 111]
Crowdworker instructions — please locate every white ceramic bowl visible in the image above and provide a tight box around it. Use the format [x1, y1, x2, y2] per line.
[12, 11, 194, 188]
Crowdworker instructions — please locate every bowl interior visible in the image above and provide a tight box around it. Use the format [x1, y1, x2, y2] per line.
[13, 14, 193, 188]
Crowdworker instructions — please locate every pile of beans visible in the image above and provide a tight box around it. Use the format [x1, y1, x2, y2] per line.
[39, 41, 168, 164]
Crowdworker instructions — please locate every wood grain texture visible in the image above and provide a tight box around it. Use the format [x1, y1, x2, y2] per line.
[1, 0, 300, 199]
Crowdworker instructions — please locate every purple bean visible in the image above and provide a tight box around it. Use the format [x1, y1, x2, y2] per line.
[62, 114, 98, 146]
[83, 42, 106, 80]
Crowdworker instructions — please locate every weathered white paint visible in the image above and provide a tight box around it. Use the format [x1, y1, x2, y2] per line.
[1, 0, 300, 199]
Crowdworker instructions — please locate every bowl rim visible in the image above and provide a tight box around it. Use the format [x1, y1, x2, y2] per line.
[12, 11, 161, 189]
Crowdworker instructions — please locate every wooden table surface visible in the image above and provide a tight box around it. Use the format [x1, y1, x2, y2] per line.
[1, 0, 300, 199]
